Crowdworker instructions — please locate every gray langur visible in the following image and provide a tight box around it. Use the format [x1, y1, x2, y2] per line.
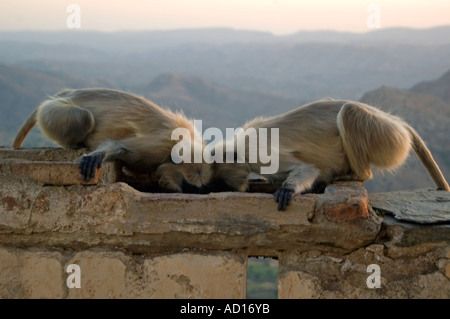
[12, 88, 212, 192]
[209, 99, 450, 210]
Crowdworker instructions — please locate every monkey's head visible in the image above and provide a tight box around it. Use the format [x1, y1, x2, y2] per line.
[155, 161, 213, 193]
[156, 150, 251, 194]
[182, 161, 213, 189]
[210, 161, 251, 192]
[197, 151, 251, 193]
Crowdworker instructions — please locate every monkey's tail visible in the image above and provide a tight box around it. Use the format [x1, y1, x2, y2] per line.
[11, 108, 38, 148]
[406, 126, 450, 191]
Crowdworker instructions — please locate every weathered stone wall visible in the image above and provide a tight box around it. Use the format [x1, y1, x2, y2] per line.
[0, 147, 449, 299]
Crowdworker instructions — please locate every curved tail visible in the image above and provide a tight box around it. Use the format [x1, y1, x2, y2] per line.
[11, 108, 38, 148]
[407, 126, 450, 191]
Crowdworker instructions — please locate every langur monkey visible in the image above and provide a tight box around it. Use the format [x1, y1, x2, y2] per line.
[210, 99, 450, 211]
[11, 88, 212, 192]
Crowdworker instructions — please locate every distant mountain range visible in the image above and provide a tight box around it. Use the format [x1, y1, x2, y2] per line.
[142, 72, 297, 128]
[1, 26, 449, 51]
[0, 27, 449, 192]
[411, 69, 450, 104]
[1, 27, 450, 100]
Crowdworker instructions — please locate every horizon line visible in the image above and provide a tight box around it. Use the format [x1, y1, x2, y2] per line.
[0, 25, 449, 36]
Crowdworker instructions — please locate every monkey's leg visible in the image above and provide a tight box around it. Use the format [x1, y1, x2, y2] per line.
[79, 140, 126, 181]
[37, 98, 95, 149]
[273, 163, 321, 211]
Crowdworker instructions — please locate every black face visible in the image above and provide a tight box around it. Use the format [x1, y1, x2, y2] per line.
[181, 177, 237, 194]
[180, 179, 202, 194]
[308, 180, 327, 194]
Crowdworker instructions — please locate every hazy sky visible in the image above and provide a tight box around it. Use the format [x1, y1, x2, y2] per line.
[1, 0, 449, 34]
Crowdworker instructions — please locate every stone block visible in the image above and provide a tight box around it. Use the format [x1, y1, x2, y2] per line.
[67, 251, 128, 299]
[21, 252, 64, 299]
[10, 161, 101, 185]
[143, 252, 246, 298]
[0, 147, 85, 161]
[0, 248, 22, 298]
[278, 271, 318, 299]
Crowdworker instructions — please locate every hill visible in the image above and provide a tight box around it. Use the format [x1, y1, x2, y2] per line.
[142, 72, 298, 129]
[410, 69, 450, 104]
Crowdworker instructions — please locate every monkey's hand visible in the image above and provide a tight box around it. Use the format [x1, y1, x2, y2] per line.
[79, 152, 105, 181]
[273, 187, 295, 211]
[155, 163, 184, 193]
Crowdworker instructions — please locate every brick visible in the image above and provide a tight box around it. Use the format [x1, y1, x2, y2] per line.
[324, 195, 370, 220]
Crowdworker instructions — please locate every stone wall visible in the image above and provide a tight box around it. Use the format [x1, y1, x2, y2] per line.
[0, 147, 449, 299]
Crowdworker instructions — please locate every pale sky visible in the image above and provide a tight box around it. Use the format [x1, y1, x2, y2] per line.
[1, 0, 449, 34]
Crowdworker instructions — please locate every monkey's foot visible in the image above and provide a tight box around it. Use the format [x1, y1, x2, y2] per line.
[273, 187, 295, 211]
[79, 152, 105, 181]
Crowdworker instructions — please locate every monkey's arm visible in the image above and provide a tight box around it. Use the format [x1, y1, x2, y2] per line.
[79, 140, 126, 181]
[273, 163, 321, 211]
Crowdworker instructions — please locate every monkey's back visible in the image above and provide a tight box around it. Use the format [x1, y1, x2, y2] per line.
[56, 88, 195, 149]
[244, 100, 350, 175]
